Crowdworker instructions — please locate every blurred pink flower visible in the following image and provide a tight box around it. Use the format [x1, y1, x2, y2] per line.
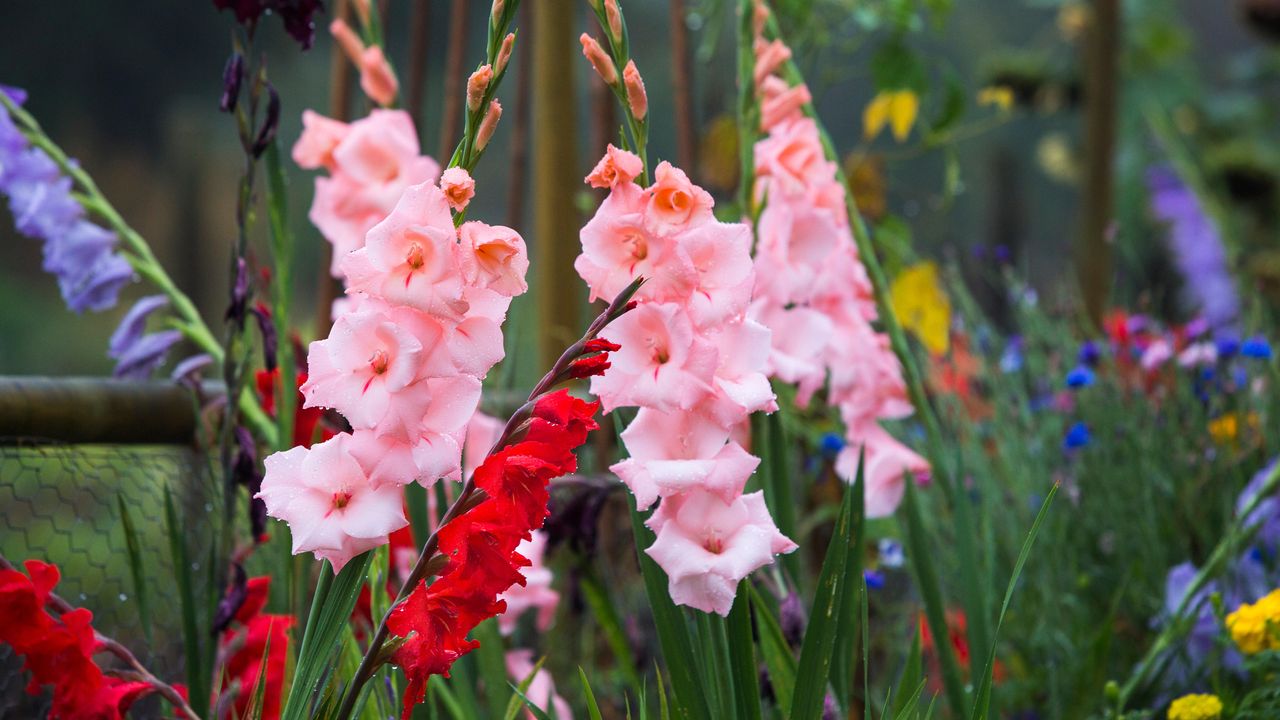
[505, 649, 572, 720]
[497, 532, 560, 635]
[835, 423, 930, 519]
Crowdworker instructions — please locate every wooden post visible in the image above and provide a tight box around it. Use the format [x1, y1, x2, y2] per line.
[315, 0, 354, 336]
[406, 0, 432, 133]
[532, 0, 582, 368]
[438, 0, 470, 160]
[1078, 0, 1120, 328]
[670, 0, 696, 172]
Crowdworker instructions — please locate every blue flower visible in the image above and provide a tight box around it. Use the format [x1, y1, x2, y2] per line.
[1078, 340, 1101, 367]
[1065, 365, 1095, 389]
[1000, 336, 1024, 373]
[1063, 422, 1091, 450]
[863, 570, 885, 589]
[1216, 335, 1240, 359]
[819, 432, 846, 456]
[877, 538, 905, 568]
[1242, 337, 1272, 360]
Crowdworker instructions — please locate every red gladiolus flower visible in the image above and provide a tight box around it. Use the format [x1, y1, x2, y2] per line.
[390, 390, 599, 718]
[217, 576, 295, 720]
[256, 369, 333, 447]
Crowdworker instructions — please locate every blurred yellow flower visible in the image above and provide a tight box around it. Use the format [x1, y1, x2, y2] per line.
[890, 261, 951, 355]
[1166, 693, 1222, 720]
[1226, 588, 1280, 655]
[864, 90, 919, 142]
[1207, 413, 1238, 445]
[978, 85, 1014, 112]
[843, 153, 886, 222]
[1057, 2, 1090, 41]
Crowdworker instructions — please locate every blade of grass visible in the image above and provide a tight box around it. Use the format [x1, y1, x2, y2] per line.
[789, 467, 861, 720]
[969, 486, 1057, 720]
[502, 655, 549, 720]
[581, 571, 645, 697]
[116, 494, 151, 644]
[725, 582, 763, 720]
[579, 667, 604, 720]
[748, 583, 796, 712]
[901, 480, 968, 717]
[474, 619, 512, 715]
[507, 683, 555, 720]
[755, 412, 801, 584]
[164, 486, 207, 718]
[831, 454, 868, 708]
[893, 628, 925, 718]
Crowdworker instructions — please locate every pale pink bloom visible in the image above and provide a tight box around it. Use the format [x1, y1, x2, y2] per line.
[462, 409, 505, 480]
[753, 117, 834, 201]
[760, 82, 811, 131]
[811, 241, 875, 313]
[292, 110, 350, 170]
[341, 181, 467, 318]
[440, 167, 476, 211]
[441, 315, 507, 377]
[585, 144, 644, 189]
[580, 33, 617, 85]
[753, 196, 841, 306]
[1141, 338, 1173, 371]
[682, 219, 757, 329]
[258, 432, 408, 571]
[589, 302, 718, 413]
[644, 161, 714, 234]
[301, 305, 433, 437]
[458, 221, 530, 297]
[645, 489, 796, 616]
[612, 408, 759, 509]
[576, 182, 698, 303]
[346, 430, 428, 487]
[750, 301, 831, 392]
[623, 59, 647, 120]
[1178, 341, 1217, 368]
[359, 45, 399, 107]
[505, 649, 572, 720]
[408, 375, 483, 479]
[304, 110, 440, 276]
[704, 318, 777, 425]
[834, 423, 930, 519]
[497, 532, 560, 634]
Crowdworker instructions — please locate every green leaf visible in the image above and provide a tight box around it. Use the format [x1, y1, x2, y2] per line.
[755, 411, 801, 584]
[405, 482, 432, 548]
[832, 457, 868, 707]
[893, 628, 925, 717]
[282, 553, 375, 720]
[579, 667, 605, 720]
[164, 486, 207, 718]
[116, 494, 151, 644]
[502, 655, 549, 720]
[726, 583, 763, 720]
[581, 571, 645, 697]
[790, 464, 864, 720]
[474, 619, 511, 715]
[748, 583, 796, 711]
[970, 486, 1057, 720]
[656, 662, 671, 720]
[871, 38, 926, 93]
[628, 499, 712, 720]
[507, 683, 555, 720]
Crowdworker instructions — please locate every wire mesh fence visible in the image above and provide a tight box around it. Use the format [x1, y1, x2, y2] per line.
[0, 438, 216, 718]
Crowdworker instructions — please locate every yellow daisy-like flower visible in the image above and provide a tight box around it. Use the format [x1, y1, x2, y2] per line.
[1226, 588, 1280, 654]
[890, 261, 951, 355]
[864, 90, 919, 142]
[1167, 693, 1222, 720]
[1207, 413, 1239, 445]
[977, 85, 1015, 112]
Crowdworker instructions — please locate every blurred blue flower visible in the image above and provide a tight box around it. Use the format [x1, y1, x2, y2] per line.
[819, 432, 845, 456]
[878, 539, 905, 568]
[1216, 335, 1240, 359]
[1, 88, 132, 313]
[1078, 340, 1101, 367]
[1065, 365, 1095, 389]
[108, 295, 179, 379]
[1000, 336, 1024, 373]
[1148, 166, 1239, 335]
[1063, 422, 1091, 450]
[863, 570, 885, 590]
[1242, 337, 1272, 360]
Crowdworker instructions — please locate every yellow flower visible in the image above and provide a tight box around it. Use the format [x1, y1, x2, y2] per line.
[1226, 589, 1280, 654]
[890, 261, 951, 355]
[1207, 413, 1238, 445]
[864, 90, 919, 142]
[977, 85, 1015, 112]
[1167, 693, 1222, 720]
[1057, 2, 1090, 41]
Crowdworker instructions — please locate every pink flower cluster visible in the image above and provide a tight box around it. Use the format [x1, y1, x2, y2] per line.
[258, 171, 529, 571]
[748, 12, 928, 518]
[292, 109, 441, 280]
[577, 148, 796, 616]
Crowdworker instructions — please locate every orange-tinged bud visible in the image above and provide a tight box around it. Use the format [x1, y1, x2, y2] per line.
[467, 64, 494, 113]
[477, 99, 503, 151]
[496, 33, 516, 76]
[580, 33, 617, 85]
[623, 59, 647, 120]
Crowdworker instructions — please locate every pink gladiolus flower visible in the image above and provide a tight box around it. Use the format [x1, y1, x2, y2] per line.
[1141, 338, 1173, 371]
[612, 408, 759, 509]
[753, 39, 792, 87]
[505, 650, 572, 720]
[497, 531, 560, 634]
[760, 82, 811, 131]
[704, 318, 777, 424]
[681, 219, 756, 329]
[462, 409, 505, 480]
[645, 489, 797, 616]
[440, 167, 477, 212]
[576, 183, 698, 304]
[467, 65, 494, 113]
[292, 110, 350, 170]
[750, 301, 832, 392]
[258, 432, 409, 571]
[585, 144, 644, 189]
[589, 302, 717, 413]
[644, 161, 714, 234]
[458, 221, 530, 297]
[835, 423, 930, 519]
[341, 181, 467, 318]
[753, 117, 833, 201]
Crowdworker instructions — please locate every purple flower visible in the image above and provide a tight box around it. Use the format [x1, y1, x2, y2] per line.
[1078, 340, 1101, 367]
[171, 353, 215, 384]
[1148, 166, 1240, 335]
[111, 330, 182, 380]
[211, 0, 325, 49]
[109, 295, 168, 356]
[1, 90, 133, 313]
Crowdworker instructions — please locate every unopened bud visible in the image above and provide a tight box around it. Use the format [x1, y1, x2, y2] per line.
[623, 59, 647, 120]
[491, 0, 505, 27]
[604, 0, 623, 42]
[568, 353, 611, 379]
[584, 338, 621, 353]
[251, 83, 280, 158]
[476, 99, 502, 151]
[360, 46, 399, 107]
[330, 18, 366, 65]
[580, 33, 617, 85]
[495, 33, 516, 76]
[467, 64, 493, 113]
[220, 52, 245, 113]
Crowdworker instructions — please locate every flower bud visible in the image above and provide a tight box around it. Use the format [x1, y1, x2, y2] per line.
[251, 83, 281, 158]
[359, 46, 399, 107]
[579, 33, 617, 85]
[491, 0, 505, 27]
[467, 64, 494, 112]
[604, 0, 623, 42]
[623, 59, 647, 120]
[329, 18, 366, 65]
[220, 52, 245, 113]
[476, 99, 503, 151]
[495, 32, 516, 76]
